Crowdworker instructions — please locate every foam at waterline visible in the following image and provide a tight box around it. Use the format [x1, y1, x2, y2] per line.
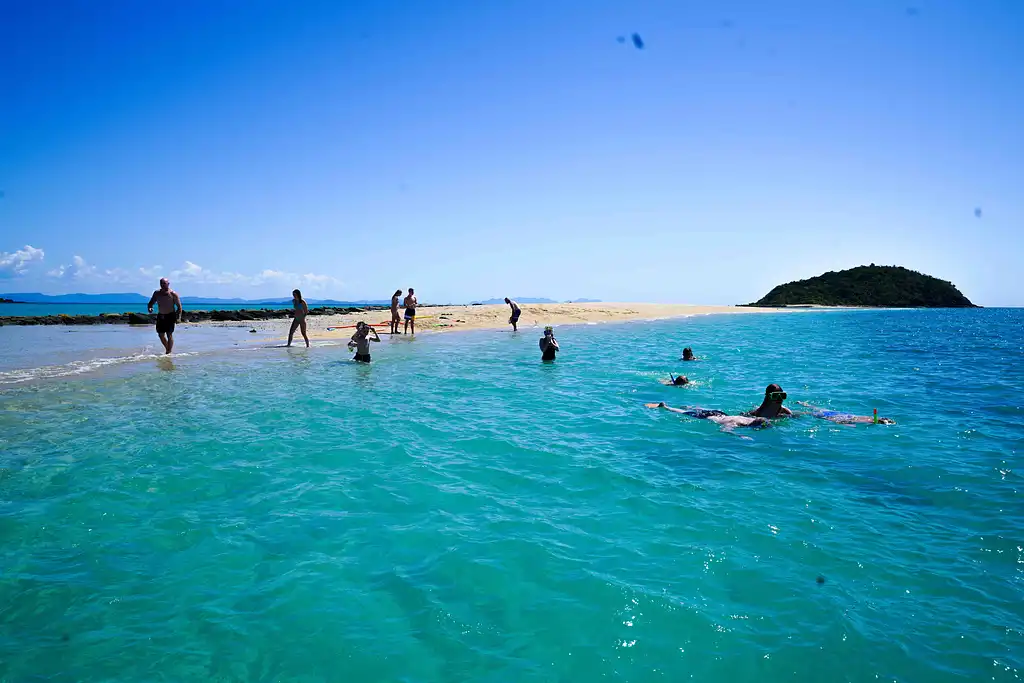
[0, 352, 200, 385]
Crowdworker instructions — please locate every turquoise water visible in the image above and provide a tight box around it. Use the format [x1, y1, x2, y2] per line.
[1, 310, 1022, 682]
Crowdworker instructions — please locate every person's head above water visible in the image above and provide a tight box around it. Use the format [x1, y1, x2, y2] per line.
[671, 374, 689, 386]
[682, 347, 694, 360]
[748, 383, 792, 418]
[159, 278, 169, 291]
[543, 326, 553, 337]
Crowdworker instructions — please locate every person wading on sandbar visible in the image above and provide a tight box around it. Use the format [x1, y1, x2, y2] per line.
[148, 278, 183, 354]
[505, 298, 521, 331]
[390, 289, 403, 335]
[403, 288, 418, 335]
[286, 289, 310, 348]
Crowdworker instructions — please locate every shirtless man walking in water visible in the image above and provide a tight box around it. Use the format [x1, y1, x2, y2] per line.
[147, 278, 183, 354]
[403, 288, 417, 335]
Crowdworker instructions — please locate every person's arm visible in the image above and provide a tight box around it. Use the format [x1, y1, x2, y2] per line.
[645, 402, 692, 416]
[147, 291, 157, 314]
[301, 299, 308, 316]
[550, 339, 559, 350]
[173, 292, 183, 320]
[780, 406, 793, 416]
[370, 328, 381, 342]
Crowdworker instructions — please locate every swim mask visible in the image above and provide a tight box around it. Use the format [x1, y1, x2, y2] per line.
[767, 391, 787, 402]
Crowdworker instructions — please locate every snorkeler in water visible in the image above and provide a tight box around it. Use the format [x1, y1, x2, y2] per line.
[796, 401, 896, 425]
[646, 402, 769, 433]
[661, 374, 690, 386]
[745, 384, 794, 419]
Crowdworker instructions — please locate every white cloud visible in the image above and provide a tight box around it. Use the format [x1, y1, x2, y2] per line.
[47, 256, 134, 284]
[0, 245, 45, 278]
[36, 251, 341, 294]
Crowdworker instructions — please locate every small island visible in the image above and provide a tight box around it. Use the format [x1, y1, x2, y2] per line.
[747, 265, 978, 308]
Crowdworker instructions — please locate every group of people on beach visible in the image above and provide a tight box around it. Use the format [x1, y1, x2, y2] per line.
[147, 279, 557, 363]
[649, 347, 894, 433]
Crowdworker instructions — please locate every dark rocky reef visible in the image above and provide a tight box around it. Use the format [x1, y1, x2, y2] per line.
[0, 305, 389, 326]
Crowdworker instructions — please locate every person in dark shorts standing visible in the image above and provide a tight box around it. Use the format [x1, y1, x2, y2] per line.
[539, 326, 559, 361]
[349, 322, 380, 362]
[505, 298, 521, 331]
[403, 288, 417, 335]
[147, 278, 183, 354]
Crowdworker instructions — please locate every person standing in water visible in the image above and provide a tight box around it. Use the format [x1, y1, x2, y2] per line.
[147, 278, 183, 354]
[390, 289, 403, 335]
[286, 289, 310, 348]
[349, 322, 381, 362]
[505, 298, 521, 331]
[745, 384, 794, 418]
[403, 288, 418, 335]
[540, 326, 559, 361]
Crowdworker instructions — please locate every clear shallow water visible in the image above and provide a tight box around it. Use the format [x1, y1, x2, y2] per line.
[1, 310, 1022, 682]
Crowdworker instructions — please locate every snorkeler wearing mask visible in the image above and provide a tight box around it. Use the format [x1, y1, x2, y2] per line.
[745, 384, 794, 419]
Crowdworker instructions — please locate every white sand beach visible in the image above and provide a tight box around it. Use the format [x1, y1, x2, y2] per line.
[201, 302, 794, 342]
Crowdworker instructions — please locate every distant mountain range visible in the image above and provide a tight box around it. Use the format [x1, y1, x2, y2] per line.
[0, 293, 390, 306]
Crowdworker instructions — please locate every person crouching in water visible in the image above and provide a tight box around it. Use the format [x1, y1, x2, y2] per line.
[349, 322, 380, 363]
[540, 326, 559, 361]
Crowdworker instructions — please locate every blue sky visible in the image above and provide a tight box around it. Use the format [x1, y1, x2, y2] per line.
[1, 0, 1021, 305]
